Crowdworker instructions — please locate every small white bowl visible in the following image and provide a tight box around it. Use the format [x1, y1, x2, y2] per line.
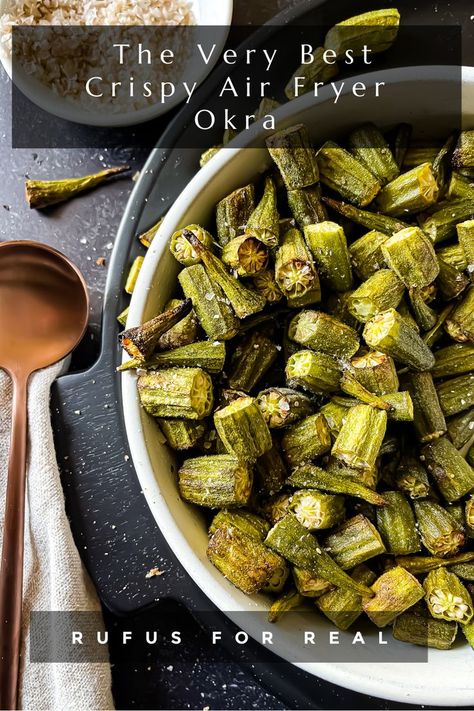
[0, 0, 233, 126]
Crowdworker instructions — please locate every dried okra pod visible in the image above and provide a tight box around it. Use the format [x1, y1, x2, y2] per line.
[228, 332, 279, 392]
[169, 224, 213, 266]
[315, 564, 377, 631]
[332, 404, 387, 470]
[221, 235, 269, 276]
[453, 130, 474, 170]
[214, 396, 272, 462]
[179, 455, 252, 507]
[445, 286, 474, 342]
[138, 368, 213, 420]
[124, 256, 144, 294]
[322, 196, 409, 235]
[394, 456, 432, 500]
[376, 163, 439, 216]
[252, 269, 283, 303]
[287, 464, 387, 506]
[420, 199, 474, 244]
[158, 419, 206, 451]
[119, 340, 226, 374]
[436, 373, 474, 417]
[362, 565, 424, 627]
[376, 491, 421, 555]
[405, 371, 447, 442]
[287, 186, 328, 229]
[350, 351, 399, 395]
[414, 500, 465, 557]
[266, 124, 319, 190]
[288, 310, 359, 359]
[209, 509, 270, 541]
[285, 46, 339, 100]
[120, 298, 192, 360]
[316, 140, 381, 207]
[289, 489, 345, 531]
[424, 567, 474, 624]
[293, 567, 334, 598]
[393, 610, 458, 649]
[349, 229, 389, 280]
[246, 176, 280, 246]
[275, 228, 320, 305]
[286, 350, 341, 395]
[363, 308, 435, 371]
[268, 589, 303, 623]
[324, 514, 386, 570]
[303, 221, 353, 292]
[347, 269, 404, 323]
[324, 8, 400, 59]
[381, 226, 439, 289]
[281, 413, 332, 468]
[422, 437, 474, 502]
[257, 387, 313, 429]
[216, 184, 255, 246]
[348, 123, 399, 185]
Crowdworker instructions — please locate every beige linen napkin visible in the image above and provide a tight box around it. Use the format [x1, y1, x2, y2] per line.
[0, 364, 115, 710]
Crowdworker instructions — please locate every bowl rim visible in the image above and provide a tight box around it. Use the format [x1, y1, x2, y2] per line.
[123, 65, 474, 705]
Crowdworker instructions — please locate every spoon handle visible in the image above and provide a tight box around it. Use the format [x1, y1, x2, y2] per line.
[0, 373, 28, 711]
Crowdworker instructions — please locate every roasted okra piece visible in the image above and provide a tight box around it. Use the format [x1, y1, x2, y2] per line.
[315, 564, 377, 630]
[436, 373, 474, 417]
[396, 552, 474, 575]
[324, 8, 400, 58]
[214, 396, 272, 462]
[323, 514, 385, 570]
[339, 371, 391, 411]
[347, 269, 404, 323]
[325, 456, 379, 491]
[408, 287, 438, 332]
[319, 400, 348, 438]
[158, 418, 206, 451]
[257, 387, 313, 429]
[349, 230, 389, 280]
[179, 455, 252, 507]
[285, 46, 339, 100]
[266, 124, 319, 190]
[221, 235, 269, 276]
[391, 122, 412, 169]
[322, 196, 409, 235]
[209, 509, 270, 541]
[178, 265, 239, 341]
[293, 567, 334, 597]
[436, 243, 469, 272]
[422, 437, 474, 502]
[246, 176, 280, 246]
[137, 217, 163, 248]
[275, 228, 320, 305]
[376, 491, 421, 555]
[350, 351, 399, 395]
[316, 140, 381, 207]
[120, 299, 193, 360]
[255, 443, 287, 498]
[451, 562, 474, 581]
[216, 184, 255, 246]
[457, 219, 474, 278]
[289, 489, 345, 531]
[228, 332, 279, 392]
[424, 567, 474, 624]
[423, 303, 455, 348]
[445, 286, 474, 342]
[157, 299, 199, 351]
[348, 123, 399, 185]
[405, 371, 447, 442]
[466, 497, 474, 531]
[268, 589, 303, 623]
[303, 221, 353, 292]
[420, 199, 474, 244]
[376, 163, 439, 217]
[124, 256, 144, 294]
[381, 226, 439, 289]
[289, 310, 359, 359]
[393, 610, 458, 649]
[120, 340, 226, 374]
[117, 306, 129, 327]
[414, 500, 465, 557]
[379, 391, 414, 421]
[287, 185, 328, 229]
[436, 258, 469, 301]
[362, 565, 424, 627]
[394, 456, 431, 500]
[332, 404, 387, 470]
[447, 408, 474, 449]
[453, 130, 474, 169]
[138, 368, 213, 420]
[363, 308, 435, 371]
[281, 413, 332, 468]
[254, 97, 281, 120]
[448, 172, 474, 200]
[252, 269, 283, 303]
[25, 165, 130, 209]
[207, 525, 284, 594]
[169, 224, 213, 266]
[287, 463, 387, 506]
[286, 350, 341, 395]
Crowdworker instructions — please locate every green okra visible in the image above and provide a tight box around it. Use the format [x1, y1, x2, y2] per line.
[289, 489, 345, 530]
[376, 491, 421, 555]
[207, 525, 284, 594]
[437, 373, 474, 417]
[350, 351, 399, 396]
[424, 567, 474, 624]
[420, 199, 474, 244]
[433, 133, 457, 195]
[117, 306, 129, 327]
[214, 396, 272, 462]
[332, 404, 387, 470]
[319, 400, 348, 438]
[216, 184, 255, 246]
[436, 243, 469, 271]
[436, 258, 469, 301]
[453, 130, 474, 169]
[275, 228, 320, 304]
[324, 8, 400, 59]
[323, 514, 386, 570]
[119, 340, 226, 374]
[394, 456, 431, 500]
[209, 509, 271, 541]
[316, 140, 381, 207]
[340, 371, 391, 411]
[447, 408, 474, 449]
[178, 265, 239, 341]
[119, 298, 191, 359]
[423, 303, 455, 348]
[293, 567, 334, 598]
[158, 418, 206, 451]
[349, 230, 389, 280]
[263, 559, 291, 594]
[221, 235, 269, 276]
[268, 589, 303, 623]
[397, 297, 420, 332]
[315, 564, 377, 631]
[405, 371, 447, 442]
[396, 551, 474, 575]
[414, 500, 465, 557]
[265, 513, 374, 596]
[376, 163, 439, 217]
[285, 46, 339, 100]
[257, 387, 313, 429]
[370, 390, 413, 421]
[348, 123, 399, 186]
[179, 455, 252, 508]
[25, 165, 130, 209]
[362, 565, 425, 627]
[422, 437, 474, 502]
[169, 224, 213, 266]
[286, 350, 341, 395]
[326, 455, 378, 490]
[446, 502, 466, 532]
[450, 562, 474, 581]
[322, 196, 409, 235]
[381, 226, 439, 289]
[228, 332, 279, 392]
[252, 269, 283, 303]
[246, 176, 280, 246]
[137, 217, 163, 249]
[445, 286, 474, 342]
[448, 171, 474, 200]
[326, 291, 361, 331]
[456, 219, 474, 276]
[347, 269, 404, 323]
[288, 310, 359, 359]
[287, 185, 328, 229]
[281, 413, 332, 468]
[157, 299, 199, 351]
[408, 287, 438, 332]
[392, 123, 412, 170]
[255, 443, 288, 497]
[262, 492, 292, 524]
[200, 146, 221, 167]
[287, 463, 387, 506]
[266, 124, 319, 190]
[402, 146, 439, 168]
[393, 610, 458, 649]
[138, 368, 213, 420]
[124, 256, 144, 295]
[363, 308, 435, 370]
[303, 221, 353, 292]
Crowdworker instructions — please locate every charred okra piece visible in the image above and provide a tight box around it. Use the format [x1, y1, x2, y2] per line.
[124, 256, 144, 294]
[293, 567, 334, 597]
[289, 489, 345, 531]
[285, 46, 339, 100]
[286, 350, 341, 395]
[287, 464, 387, 506]
[120, 340, 226, 374]
[207, 525, 284, 594]
[394, 456, 431, 500]
[453, 130, 474, 169]
[266, 124, 319, 190]
[316, 140, 381, 207]
[324, 8, 400, 58]
[287, 186, 328, 229]
[289, 310, 359, 359]
[414, 500, 465, 557]
[349, 230, 389, 280]
[257, 387, 313, 429]
[138, 368, 213, 420]
[376, 163, 439, 216]
[255, 443, 288, 497]
[178, 264, 239, 341]
[216, 184, 255, 246]
[363, 565, 424, 627]
[339, 371, 390, 411]
[275, 228, 320, 304]
[445, 286, 474, 342]
[408, 287, 438, 332]
[348, 123, 399, 185]
[265, 514, 374, 596]
[422, 437, 474, 502]
[332, 404, 387, 470]
[169, 224, 213, 266]
[120, 299, 192, 360]
[246, 176, 280, 246]
[363, 308, 435, 370]
[252, 269, 283, 303]
[209, 509, 270, 541]
[322, 197, 409, 235]
[221, 235, 269, 276]
[179, 455, 252, 507]
[268, 589, 303, 622]
[347, 269, 404, 323]
[25, 165, 129, 209]
[456, 219, 474, 277]
[420, 199, 474, 244]
[393, 610, 458, 649]
[319, 401, 348, 438]
[315, 564, 377, 630]
[281, 413, 332, 468]
[214, 396, 272, 462]
[447, 408, 474, 449]
[436, 373, 474, 417]
[228, 332, 279, 392]
[405, 371, 447, 442]
[382, 226, 439, 289]
[376, 491, 421, 555]
[424, 568, 474, 624]
[436, 258, 469, 301]
[158, 418, 206, 450]
[396, 551, 474, 575]
[303, 221, 353, 292]
[350, 351, 399, 395]
[117, 306, 129, 327]
[324, 514, 385, 570]
[157, 299, 199, 351]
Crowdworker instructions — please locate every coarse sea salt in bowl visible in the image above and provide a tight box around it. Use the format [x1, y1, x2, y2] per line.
[0, 0, 233, 127]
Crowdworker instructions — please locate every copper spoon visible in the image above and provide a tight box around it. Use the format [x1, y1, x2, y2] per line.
[0, 241, 89, 710]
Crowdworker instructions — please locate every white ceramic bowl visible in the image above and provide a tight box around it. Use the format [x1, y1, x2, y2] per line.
[124, 66, 474, 706]
[0, 0, 233, 126]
